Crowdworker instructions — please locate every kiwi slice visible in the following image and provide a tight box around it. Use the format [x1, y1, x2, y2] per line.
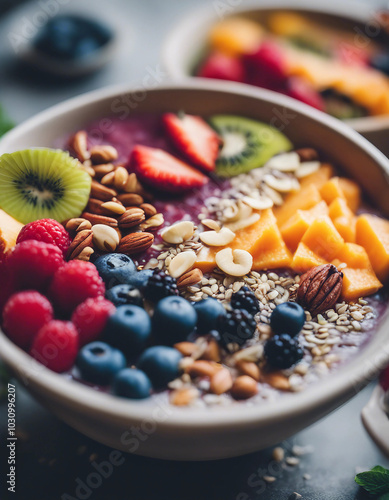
[209, 115, 293, 178]
[0, 148, 91, 224]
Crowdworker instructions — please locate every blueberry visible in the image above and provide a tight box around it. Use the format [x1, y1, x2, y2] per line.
[113, 368, 152, 399]
[104, 305, 151, 356]
[193, 298, 226, 334]
[138, 346, 182, 388]
[94, 254, 136, 288]
[152, 296, 197, 345]
[270, 302, 305, 337]
[125, 269, 153, 289]
[76, 341, 126, 385]
[105, 284, 143, 307]
[371, 52, 389, 76]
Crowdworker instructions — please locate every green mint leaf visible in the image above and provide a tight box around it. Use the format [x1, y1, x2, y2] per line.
[0, 105, 14, 137]
[355, 466, 389, 495]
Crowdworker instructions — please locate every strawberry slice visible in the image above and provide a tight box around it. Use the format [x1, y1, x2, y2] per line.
[197, 52, 246, 83]
[163, 113, 222, 172]
[129, 145, 208, 193]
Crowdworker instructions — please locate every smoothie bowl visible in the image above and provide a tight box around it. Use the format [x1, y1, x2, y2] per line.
[162, 0, 389, 153]
[0, 81, 388, 460]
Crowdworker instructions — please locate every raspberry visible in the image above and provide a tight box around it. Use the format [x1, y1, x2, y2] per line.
[17, 218, 71, 258]
[8, 240, 64, 291]
[72, 297, 115, 346]
[49, 260, 105, 315]
[3, 291, 53, 349]
[30, 320, 79, 373]
[0, 260, 15, 314]
[143, 270, 179, 302]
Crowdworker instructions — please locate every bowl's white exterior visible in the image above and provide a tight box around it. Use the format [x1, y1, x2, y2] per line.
[0, 81, 388, 460]
[162, 0, 389, 154]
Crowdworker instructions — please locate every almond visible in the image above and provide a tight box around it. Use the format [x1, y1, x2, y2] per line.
[210, 367, 233, 395]
[117, 232, 154, 254]
[231, 375, 258, 400]
[66, 229, 93, 260]
[186, 360, 221, 378]
[262, 372, 290, 391]
[118, 208, 145, 229]
[93, 163, 115, 179]
[140, 203, 157, 218]
[177, 268, 203, 288]
[81, 212, 118, 228]
[101, 171, 116, 185]
[235, 360, 261, 381]
[69, 130, 90, 162]
[90, 145, 118, 164]
[90, 180, 117, 201]
[117, 193, 144, 206]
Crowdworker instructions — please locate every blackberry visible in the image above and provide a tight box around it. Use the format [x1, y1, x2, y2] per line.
[230, 286, 260, 316]
[264, 334, 303, 369]
[143, 270, 179, 302]
[218, 308, 256, 348]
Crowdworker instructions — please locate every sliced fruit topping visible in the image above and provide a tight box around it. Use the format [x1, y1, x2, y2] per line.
[209, 115, 292, 177]
[129, 145, 208, 193]
[197, 52, 245, 82]
[0, 209, 23, 256]
[163, 113, 222, 172]
[0, 149, 91, 224]
[242, 41, 288, 89]
[285, 77, 325, 111]
[208, 17, 263, 56]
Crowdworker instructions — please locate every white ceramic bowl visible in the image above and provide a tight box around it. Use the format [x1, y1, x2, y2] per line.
[162, 0, 389, 154]
[0, 81, 389, 461]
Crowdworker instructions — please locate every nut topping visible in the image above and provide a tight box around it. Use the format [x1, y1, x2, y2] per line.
[177, 268, 203, 288]
[231, 375, 259, 399]
[66, 218, 92, 233]
[92, 224, 120, 252]
[161, 221, 195, 244]
[68, 130, 90, 162]
[66, 229, 93, 260]
[140, 203, 157, 218]
[117, 193, 144, 206]
[199, 227, 235, 247]
[90, 180, 117, 201]
[90, 145, 118, 164]
[118, 208, 145, 229]
[81, 212, 118, 228]
[139, 213, 164, 231]
[297, 264, 343, 317]
[169, 250, 197, 278]
[117, 232, 154, 255]
[215, 248, 253, 277]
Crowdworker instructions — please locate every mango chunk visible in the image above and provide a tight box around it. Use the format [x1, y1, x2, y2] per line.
[299, 164, 334, 190]
[338, 178, 361, 213]
[0, 209, 23, 255]
[252, 245, 292, 271]
[281, 200, 329, 251]
[301, 216, 344, 261]
[329, 197, 356, 242]
[209, 18, 263, 56]
[291, 242, 327, 273]
[335, 243, 371, 269]
[341, 267, 383, 301]
[274, 184, 322, 226]
[356, 214, 389, 282]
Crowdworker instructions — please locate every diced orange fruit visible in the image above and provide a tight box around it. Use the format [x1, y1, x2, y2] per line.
[338, 178, 361, 212]
[268, 12, 308, 37]
[335, 243, 371, 269]
[274, 184, 322, 226]
[196, 245, 218, 273]
[299, 164, 334, 190]
[281, 200, 329, 251]
[301, 216, 344, 261]
[291, 242, 327, 273]
[208, 17, 263, 56]
[356, 214, 389, 282]
[341, 267, 383, 301]
[0, 209, 23, 255]
[320, 177, 361, 212]
[252, 245, 292, 271]
[329, 197, 356, 242]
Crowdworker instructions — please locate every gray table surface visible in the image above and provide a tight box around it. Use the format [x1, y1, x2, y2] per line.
[0, 0, 388, 498]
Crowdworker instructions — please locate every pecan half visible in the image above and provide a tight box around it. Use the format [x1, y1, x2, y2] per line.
[117, 232, 154, 255]
[66, 229, 93, 260]
[177, 268, 203, 288]
[297, 264, 343, 317]
[118, 208, 145, 229]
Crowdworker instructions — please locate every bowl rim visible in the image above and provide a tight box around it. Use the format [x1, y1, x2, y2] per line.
[0, 79, 389, 431]
[161, 0, 389, 134]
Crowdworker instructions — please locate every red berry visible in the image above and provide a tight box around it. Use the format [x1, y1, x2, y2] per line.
[72, 297, 115, 346]
[380, 366, 389, 392]
[197, 52, 245, 82]
[8, 240, 64, 291]
[3, 291, 54, 349]
[242, 41, 288, 89]
[129, 145, 208, 193]
[0, 260, 15, 314]
[285, 77, 325, 111]
[49, 261, 105, 315]
[17, 218, 71, 258]
[30, 320, 79, 373]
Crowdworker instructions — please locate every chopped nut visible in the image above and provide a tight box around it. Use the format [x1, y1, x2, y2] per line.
[263, 174, 299, 193]
[199, 227, 235, 247]
[114, 166, 129, 190]
[66, 229, 93, 260]
[209, 367, 233, 395]
[100, 171, 116, 185]
[241, 195, 273, 210]
[101, 201, 126, 215]
[118, 208, 145, 229]
[262, 372, 291, 391]
[201, 219, 221, 231]
[82, 212, 118, 228]
[86, 198, 106, 215]
[69, 130, 90, 162]
[215, 248, 253, 277]
[264, 151, 300, 171]
[92, 224, 120, 252]
[177, 268, 203, 288]
[186, 360, 221, 378]
[230, 375, 258, 399]
[169, 250, 197, 278]
[66, 218, 92, 232]
[93, 163, 115, 178]
[77, 246, 94, 261]
[161, 221, 195, 244]
[235, 360, 261, 381]
[140, 203, 157, 218]
[117, 193, 144, 206]
[139, 213, 164, 230]
[90, 145, 118, 164]
[90, 180, 117, 201]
